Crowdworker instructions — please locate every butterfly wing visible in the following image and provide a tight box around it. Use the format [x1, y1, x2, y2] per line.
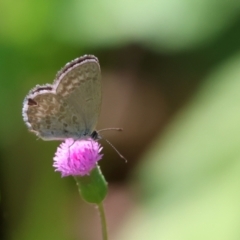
[55, 55, 101, 136]
[22, 55, 101, 140]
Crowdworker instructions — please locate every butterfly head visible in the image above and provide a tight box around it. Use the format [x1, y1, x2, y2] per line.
[90, 130, 101, 141]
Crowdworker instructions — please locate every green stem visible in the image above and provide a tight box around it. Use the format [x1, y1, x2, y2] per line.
[97, 202, 108, 240]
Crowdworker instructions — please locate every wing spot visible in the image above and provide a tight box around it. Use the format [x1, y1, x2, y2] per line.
[85, 97, 93, 102]
[59, 106, 65, 112]
[28, 98, 37, 106]
[72, 116, 78, 124]
[32, 86, 53, 94]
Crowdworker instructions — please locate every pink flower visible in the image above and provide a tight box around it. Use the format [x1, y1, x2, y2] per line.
[53, 138, 103, 177]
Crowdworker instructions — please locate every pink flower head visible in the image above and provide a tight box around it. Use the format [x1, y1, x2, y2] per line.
[53, 138, 103, 177]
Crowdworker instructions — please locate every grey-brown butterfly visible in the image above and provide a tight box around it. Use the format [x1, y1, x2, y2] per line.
[22, 55, 102, 141]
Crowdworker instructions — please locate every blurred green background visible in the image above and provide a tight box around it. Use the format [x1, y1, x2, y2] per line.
[1, 0, 240, 239]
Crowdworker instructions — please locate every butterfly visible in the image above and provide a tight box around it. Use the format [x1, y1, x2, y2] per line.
[22, 55, 101, 141]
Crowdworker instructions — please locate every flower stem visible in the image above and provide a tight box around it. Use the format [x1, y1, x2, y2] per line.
[97, 202, 108, 240]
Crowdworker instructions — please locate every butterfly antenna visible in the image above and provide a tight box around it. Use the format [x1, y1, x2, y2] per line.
[102, 137, 127, 163]
[98, 128, 123, 133]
